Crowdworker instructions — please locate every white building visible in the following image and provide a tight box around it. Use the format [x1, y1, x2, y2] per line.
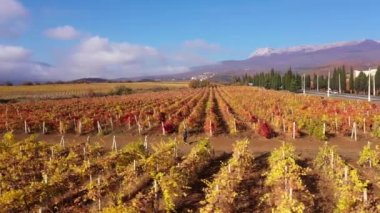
[354, 68, 377, 78]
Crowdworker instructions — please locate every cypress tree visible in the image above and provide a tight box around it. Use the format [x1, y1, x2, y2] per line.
[376, 66, 380, 95]
[349, 67, 354, 93]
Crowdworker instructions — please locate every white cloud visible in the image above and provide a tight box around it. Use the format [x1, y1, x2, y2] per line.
[1, 37, 221, 82]
[0, 45, 30, 61]
[44, 25, 81, 40]
[0, 0, 28, 37]
[0, 45, 52, 82]
[182, 39, 221, 51]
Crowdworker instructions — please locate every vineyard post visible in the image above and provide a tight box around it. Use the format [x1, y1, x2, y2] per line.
[344, 166, 348, 182]
[363, 118, 366, 134]
[234, 118, 237, 133]
[73, 119, 77, 132]
[133, 160, 136, 172]
[161, 122, 166, 135]
[209, 120, 213, 136]
[60, 135, 65, 147]
[144, 135, 148, 150]
[323, 122, 326, 137]
[292, 122, 296, 139]
[51, 147, 54, 159]
[174, 146, 177, 158]
[128, 117, 131, 130]
[112, 135, 117, 152]
[83, 146, 86, 158]
[363, 188, 368, 203]
[351, 122, 357, 141]
[59, 121, 64, 134]
[109, 118, 113, 131]
[97, 121, 102, 135]
[137, 122, 142, 135]
[228, 163, 231, 173]
[148, 116, 151, 129]
[24, 120, 28, 134]
[289, 186, 293, 200]
[154, 179, 158, 199]
[43, 172, 48, 184]
[98, 176, 101, 211]
[330, 150, 334, 168]
[86, 136, 90, 145]
[348, 116, 351, 127]
[42, 121, 46, 134]
[78, 120, 82, 135]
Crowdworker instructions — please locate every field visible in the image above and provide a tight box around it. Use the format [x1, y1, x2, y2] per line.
[0, 86, 380, 212]
[0, 82, 188, 100]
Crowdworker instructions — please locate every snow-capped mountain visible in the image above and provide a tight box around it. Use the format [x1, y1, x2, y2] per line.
[187, 39, 380, 76]
[249, 40, 363, 57]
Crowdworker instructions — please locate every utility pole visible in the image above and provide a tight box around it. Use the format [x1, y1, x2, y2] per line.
[373, 72, 376, 96]
[368, 72, 371, 102]
[327, 72, 330, 97]
[317, 75, 319, 92]
[303, 74, 306, 95]
[338, 73, 342, 94]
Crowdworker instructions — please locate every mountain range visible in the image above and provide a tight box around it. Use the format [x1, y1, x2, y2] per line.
[178, 39, 380, 80]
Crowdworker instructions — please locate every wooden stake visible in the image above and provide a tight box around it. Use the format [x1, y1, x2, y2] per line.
[97, 121, 102, 134]
[112, 135, 117, 152]
[344, 166, 348, 182]
[209, 120, 213, 136]
[60, 135, 65, 147]
[144, 135, 148, 150]
[292, 122, 296, 139]
[109, 118, 113, 131]
[42, 121, 46, 134]
[24, 120, 28, 134]
[78, 120, 82, 135]
[161, 122, 166, 135]
[363, 118, 366, 134]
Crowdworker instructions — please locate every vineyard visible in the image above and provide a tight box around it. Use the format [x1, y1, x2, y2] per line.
[0, 86, 380, 212]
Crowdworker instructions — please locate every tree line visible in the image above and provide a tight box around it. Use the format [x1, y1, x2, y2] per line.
[233, 66, 380, 94]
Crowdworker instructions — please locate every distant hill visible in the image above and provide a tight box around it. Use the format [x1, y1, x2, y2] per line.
[177, 39, 380, 79]
[71, 78, 110, 83]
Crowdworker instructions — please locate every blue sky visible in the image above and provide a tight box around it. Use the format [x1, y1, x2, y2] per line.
[1, 0, 380, 81]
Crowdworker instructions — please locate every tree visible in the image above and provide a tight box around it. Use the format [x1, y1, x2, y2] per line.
[376, 66, 380, 95]
[282, 68, 295, 91]
[340, 66, 346, 93]
[305, 75, 311, 89]
[354, 72, 368, 93]
[312, 74, 317, 90]
[349, 67, 354, 93]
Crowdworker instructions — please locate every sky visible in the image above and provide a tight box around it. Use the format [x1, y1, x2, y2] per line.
[1, 0, 380, 82]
